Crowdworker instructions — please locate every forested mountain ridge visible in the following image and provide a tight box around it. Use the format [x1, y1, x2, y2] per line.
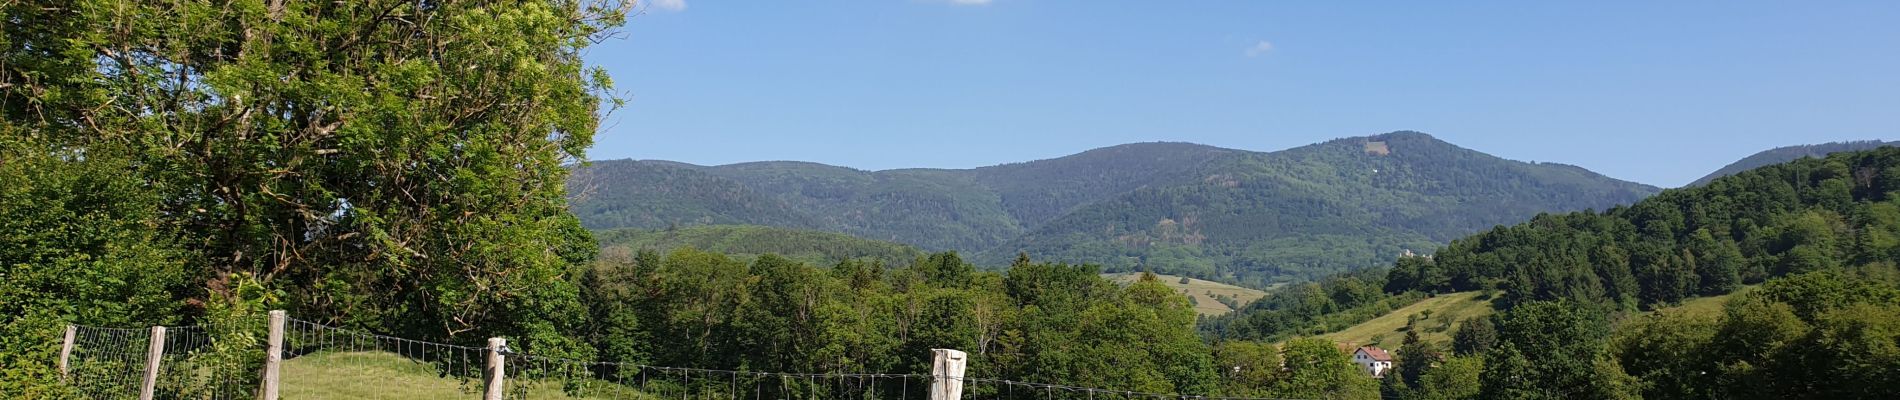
[593, 225, 926, 266]
[568, 141, 1237, 250]
[1689, 140, 1894, 187]
[1385, 145, 1900, 308]
[568, 132, 1659, 285]
[1201, 147, 1900, 400]
[990, 132, 1660, 285]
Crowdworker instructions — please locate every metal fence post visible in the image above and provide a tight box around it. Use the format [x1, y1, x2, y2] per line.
[485, 337, 507, 400]
[139, 326, 166, 400]
[259, 310, 285, 400]
[930, 348, 967, 400]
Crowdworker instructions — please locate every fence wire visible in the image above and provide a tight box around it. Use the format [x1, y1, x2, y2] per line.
[279, 317, 490, 399]
[69, 316, 1302, 400]
[66, 324, 260, 400]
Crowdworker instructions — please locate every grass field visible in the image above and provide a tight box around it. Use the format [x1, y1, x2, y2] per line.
[1103, 273, 1270, 316]
[281, 351, 646, 399]
[1320, 291, 1495, 349]
[1654, 286, 1754, 316]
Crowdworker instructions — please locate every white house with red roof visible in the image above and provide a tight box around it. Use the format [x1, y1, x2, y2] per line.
[1351, 346, 1393, 377]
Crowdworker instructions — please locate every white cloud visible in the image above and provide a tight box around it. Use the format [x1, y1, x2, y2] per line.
[946, 0, 993, 5]
[1245, 40, 1274, 57]
[646, 0, 686, 12]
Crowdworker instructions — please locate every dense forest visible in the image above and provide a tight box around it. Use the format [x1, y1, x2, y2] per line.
[593, 225, 926, 266]
[7, 1, 1896, 399]
[1688, 140, 1894, 186]
[0, 2, 1388, 398]
[580, 250, 1381, 399]
[1206, 146, 1900, 399]
[1384, 145, 1900, 309]
[571, 132, 1658, 287]
[0, 0, 623, 395]
[568, 142, 1234, 251]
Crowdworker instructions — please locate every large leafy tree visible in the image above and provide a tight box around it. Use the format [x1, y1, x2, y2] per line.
[1478, 301, 1636, 400]
[1273, 337, 1377, 400]
[2, 0, 628, 356]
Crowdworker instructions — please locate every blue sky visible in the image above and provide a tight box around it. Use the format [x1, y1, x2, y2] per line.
[582, 1, 1899, 187]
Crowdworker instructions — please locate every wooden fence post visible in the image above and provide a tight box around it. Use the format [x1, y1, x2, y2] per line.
[484, 337, 506, 400]
[259, 310, 285, 400]
[930, 348, 967, 400]
[58, 325, 75, 380]
[139, 326, 166, 400]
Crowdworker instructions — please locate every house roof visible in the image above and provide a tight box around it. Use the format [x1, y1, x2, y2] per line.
[1356, 347, 1393, 362]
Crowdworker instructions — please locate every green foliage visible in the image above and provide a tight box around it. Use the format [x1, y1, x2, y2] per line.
[1393, 331, 1441, 390]
[3, 0, 629, 390]
[1478, 301, 1635, 400]
[1201, 270, 1430, 342]
[593, 225, 925, 266]
[0, 149, 192, 397]
[1388, 147, 1900, 312]
[992, 132, 1656, 285]
[1608, 268, 1900, 399]
[1212, 341, 1281, 397]
[1689, 140, 1895, 186]
[582, 250, 1220, 396]
[1273, 337, 1378, 400]
[1413, 355, 1481, 400]
[1449, 317, 1497, 357]
[570, 133, 1657, 286]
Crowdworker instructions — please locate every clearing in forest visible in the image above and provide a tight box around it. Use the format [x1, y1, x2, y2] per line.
[1102, 273, 1269, 316]
[1320, 291, 1495, 349]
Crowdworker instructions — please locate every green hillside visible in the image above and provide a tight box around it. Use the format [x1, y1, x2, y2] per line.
[282, 352, 639, 399]
[1384, 146, 1900, 310]
[594, 225, 925, 266]
[1318, 291, 1495, 349]
[1688, 140, 1894, 186]
[986, 132, 1659, 285]
[567, 160, 825, 231]
[1103, 272, 1270, 316]
[1208, 146, 1900, 340]
[569, 132, 1659, 285]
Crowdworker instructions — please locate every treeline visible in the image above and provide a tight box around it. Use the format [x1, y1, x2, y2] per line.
[994, 132, 1657, 287]
[1371, 266, 1900, 400]
[1200, 269, 1423, 342]
[1344, 147, 1900, 399]
[593, 225, 926, 266]
[1, 0, 628, 395]
[580, 250, 1382, 399]
[1386, 146, 1900, 310]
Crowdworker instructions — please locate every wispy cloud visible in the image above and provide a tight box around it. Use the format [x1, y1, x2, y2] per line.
[945, 0, 993, 6]
[646, 0, 686, 12]
[1245, 40, 1274, 57]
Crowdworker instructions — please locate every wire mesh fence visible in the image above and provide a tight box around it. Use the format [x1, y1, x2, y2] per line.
[63, 313, 1303, 400]
[278, 317, 491, 398]
[66, 325, 150, 399]
[65, 324, 259, 400]
[501, 354, 933, 400]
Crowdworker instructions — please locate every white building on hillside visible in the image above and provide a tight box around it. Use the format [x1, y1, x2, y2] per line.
[1351, 346, 1393, 377]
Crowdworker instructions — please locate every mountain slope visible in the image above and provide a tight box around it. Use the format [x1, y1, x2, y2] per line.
[569, 132, 1660, 284]
[1688, 140, 1894, 186]
[571, 142, 1234, 251]
[567, 160, 824, 230]
[966, 142, 1238, 228]
[1208, 146, 1900, 344]
[594, 225, 925, 266]
[984, 132, 1659, 285]
[1385, 145, 1900, 309]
